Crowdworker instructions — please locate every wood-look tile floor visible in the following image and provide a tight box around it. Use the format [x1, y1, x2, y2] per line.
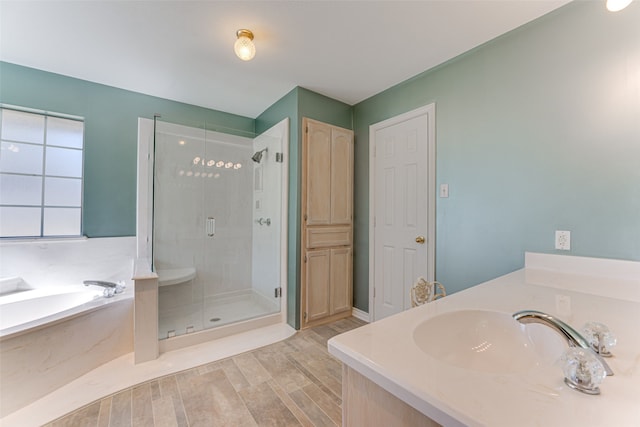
[46, 317, 366, 427]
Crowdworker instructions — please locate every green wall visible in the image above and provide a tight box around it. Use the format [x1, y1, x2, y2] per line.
[256, 87, 353, 328]
[5, 0, 637, 323]
[0, 62, 255, 237]
[352, 1, 640, 311]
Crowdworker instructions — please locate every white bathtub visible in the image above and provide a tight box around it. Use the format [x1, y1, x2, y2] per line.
[0, 285, 106, 338]
[0, 237, 136, 418]
[0, 283, 134, 417]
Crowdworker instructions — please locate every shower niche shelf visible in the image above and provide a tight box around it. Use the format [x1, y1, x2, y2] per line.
[157, 267, 196, 287]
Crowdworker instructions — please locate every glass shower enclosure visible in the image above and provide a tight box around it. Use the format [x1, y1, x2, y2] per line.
[151, 119, 285, 339]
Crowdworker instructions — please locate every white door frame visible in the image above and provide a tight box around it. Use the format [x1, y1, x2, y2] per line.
[368, 104, 436, 321]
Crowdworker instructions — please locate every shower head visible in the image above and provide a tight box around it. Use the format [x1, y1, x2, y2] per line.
[252, 148, 267, 163]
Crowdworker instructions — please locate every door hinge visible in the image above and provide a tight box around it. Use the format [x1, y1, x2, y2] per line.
[276, 152, 284, 163]
[304, 312, 307, 320]
[274, 287, 282, 298]
[373, 287, 376, 298]
[304, 255, 307, 263]
[305, 126, 308, 134]
[304, 213, 308, 221]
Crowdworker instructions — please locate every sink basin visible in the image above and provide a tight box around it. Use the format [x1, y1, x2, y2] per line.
[413, 309, 564, 373]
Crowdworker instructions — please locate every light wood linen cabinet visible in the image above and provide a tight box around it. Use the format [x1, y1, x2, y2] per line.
[301, 118, 354, 329]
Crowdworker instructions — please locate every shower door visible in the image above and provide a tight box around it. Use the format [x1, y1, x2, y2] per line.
[153, 119, 283, 339]
[251, 128, 284, 311]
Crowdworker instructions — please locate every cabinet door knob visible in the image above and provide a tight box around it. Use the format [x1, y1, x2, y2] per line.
[415, 236, 425, 244]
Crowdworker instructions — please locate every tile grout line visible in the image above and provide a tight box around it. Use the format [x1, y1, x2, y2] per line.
[268, 379, 314, 427]
[281, 335, 343, 426]
[220, 362, 257, 427]
[174, 373, 190, 427]
[265, 358, 313, 426]
[299, 383, 340, 426]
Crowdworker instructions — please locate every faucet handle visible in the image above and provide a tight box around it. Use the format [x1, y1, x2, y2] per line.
[582, 322, 616, 357]
[115, 280, 126, 293]
[561, 347, 607, 395]
[84, 280, 126, 298]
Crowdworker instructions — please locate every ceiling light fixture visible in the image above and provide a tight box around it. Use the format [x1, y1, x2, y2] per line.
[606, 0, 633, 11]
[234, 29, 256, 61]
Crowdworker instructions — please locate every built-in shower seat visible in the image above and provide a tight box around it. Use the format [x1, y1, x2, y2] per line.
[156, 267, 196, 287]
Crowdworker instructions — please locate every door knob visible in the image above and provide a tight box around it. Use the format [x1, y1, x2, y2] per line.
[415, 236, 425, 244]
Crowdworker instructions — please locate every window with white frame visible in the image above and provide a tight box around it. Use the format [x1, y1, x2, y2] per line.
[0, 107, 84, 238]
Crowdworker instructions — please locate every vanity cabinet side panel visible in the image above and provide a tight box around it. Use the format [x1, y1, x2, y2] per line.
[342, 366, 441, 427]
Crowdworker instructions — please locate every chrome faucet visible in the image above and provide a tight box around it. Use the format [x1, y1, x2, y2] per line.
[513, 310, 614, 376]
[83, 280, 125, 298]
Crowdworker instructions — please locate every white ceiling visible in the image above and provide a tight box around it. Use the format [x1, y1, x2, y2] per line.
[0, 1, 571, 118]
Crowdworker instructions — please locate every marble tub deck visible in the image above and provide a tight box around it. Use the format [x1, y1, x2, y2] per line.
[37, 317, 366, 427]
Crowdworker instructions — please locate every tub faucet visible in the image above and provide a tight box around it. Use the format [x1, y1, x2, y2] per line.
[513, 310, 613, 376]
[83, 280, 125, 298]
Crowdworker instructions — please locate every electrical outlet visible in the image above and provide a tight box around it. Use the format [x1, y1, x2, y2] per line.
[555, 230, 571, 250]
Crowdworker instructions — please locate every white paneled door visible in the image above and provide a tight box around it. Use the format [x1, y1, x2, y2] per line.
[370, 105, 435, 321]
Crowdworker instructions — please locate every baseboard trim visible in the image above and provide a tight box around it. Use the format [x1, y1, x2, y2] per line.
[351, 307, 370, 323]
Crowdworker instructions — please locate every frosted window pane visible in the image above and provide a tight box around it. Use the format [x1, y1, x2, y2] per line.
[0, 109, 85, 237]
[45, 147, 82, 177]
[0, 110, 44, 144]
[0, 207, 41, 237]
[0, 141, 44, 174]
[47, 117, 83, 149]
[0, 174, 42, 205]
[44, 177, 81, 206]
[43, 208, 81, 236]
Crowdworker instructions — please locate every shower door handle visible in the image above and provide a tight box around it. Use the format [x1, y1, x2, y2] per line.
[206, 217, 215, 237]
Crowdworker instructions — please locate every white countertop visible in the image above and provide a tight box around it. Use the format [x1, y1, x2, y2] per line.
[328, 253, 640, 426]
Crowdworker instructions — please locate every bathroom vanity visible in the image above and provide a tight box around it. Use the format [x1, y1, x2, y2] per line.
[328, 253, 640, 426]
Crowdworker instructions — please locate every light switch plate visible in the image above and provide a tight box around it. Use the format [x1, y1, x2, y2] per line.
[440, 184, 449, 198]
